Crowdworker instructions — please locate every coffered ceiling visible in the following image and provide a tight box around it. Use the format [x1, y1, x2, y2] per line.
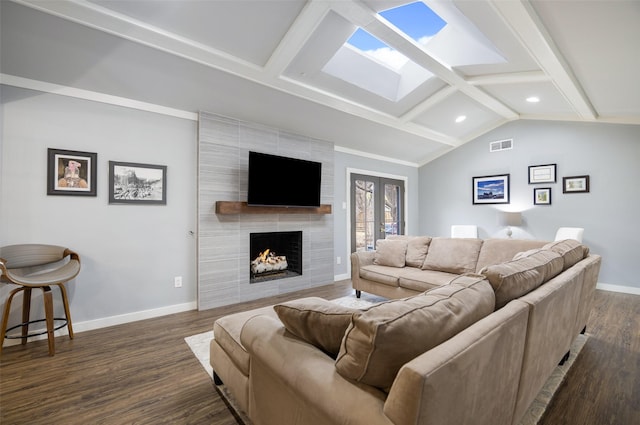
[2, 0, 639, 165]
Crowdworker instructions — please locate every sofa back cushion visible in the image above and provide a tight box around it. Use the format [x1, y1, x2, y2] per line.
[273, 297, 357, 357]
[422, 238, 483, 274]
[480, 250, 563, 309]
[374, 239, 407, 267]
[387, 235, 431, 267]
[335, 274, 495, 390]
[542, 239, 589, 270]
[475, 238, 548, 272]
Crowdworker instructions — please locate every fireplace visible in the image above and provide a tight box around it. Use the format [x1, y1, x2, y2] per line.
[250, 231, 302, 283]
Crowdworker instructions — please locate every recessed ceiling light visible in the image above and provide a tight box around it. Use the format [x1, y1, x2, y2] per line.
[455, 115, 467, 123]
[526, 96, 540, 103]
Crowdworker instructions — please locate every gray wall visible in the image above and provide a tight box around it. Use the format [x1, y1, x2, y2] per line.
[419, 119, 640, 292]
[333, 150, 420, 278]
[0, 86, 197, 328]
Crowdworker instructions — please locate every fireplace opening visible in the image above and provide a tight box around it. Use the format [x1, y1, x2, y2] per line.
[250, 231, 302, 283]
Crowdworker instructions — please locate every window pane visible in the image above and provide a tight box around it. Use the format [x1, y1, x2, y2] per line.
[355, 179, 375, 251]
[384, 183, 400, 236]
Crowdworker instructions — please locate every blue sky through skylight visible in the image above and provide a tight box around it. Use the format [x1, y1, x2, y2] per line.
[347, 1, 447, 69]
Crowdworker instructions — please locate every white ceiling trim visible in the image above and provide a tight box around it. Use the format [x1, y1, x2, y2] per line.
[489, 0, 597, 120]
[0, 73, 198, 120]
[467, 70, 550, 86]
[263, 1, 332, 78]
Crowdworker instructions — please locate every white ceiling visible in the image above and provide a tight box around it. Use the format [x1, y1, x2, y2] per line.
[2, 0, 639, 166]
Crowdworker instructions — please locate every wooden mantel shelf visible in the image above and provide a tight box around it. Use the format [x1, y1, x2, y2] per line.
[215, 201, 332, 215]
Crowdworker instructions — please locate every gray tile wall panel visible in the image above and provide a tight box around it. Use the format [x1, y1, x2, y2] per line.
[198, 112, 334, 310]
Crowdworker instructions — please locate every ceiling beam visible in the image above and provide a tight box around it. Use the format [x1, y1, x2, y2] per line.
[489, 0, 597, 119]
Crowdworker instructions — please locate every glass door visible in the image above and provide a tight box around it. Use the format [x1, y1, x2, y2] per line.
[350, 173, 404, 253]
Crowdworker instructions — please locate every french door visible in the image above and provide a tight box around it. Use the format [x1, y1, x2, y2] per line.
[350, 173, 405, 253]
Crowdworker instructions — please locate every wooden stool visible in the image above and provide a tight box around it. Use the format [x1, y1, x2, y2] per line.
[0, 244, 81, 356]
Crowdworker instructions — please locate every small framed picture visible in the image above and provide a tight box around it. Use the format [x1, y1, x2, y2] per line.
[47, 148, 98, 196]
[473, 174, 510, 204]
[533, 187, 552, 205]
[528, 163, 557, 184]
[109, 161, 167, 205]
[563, 175, 590, 193]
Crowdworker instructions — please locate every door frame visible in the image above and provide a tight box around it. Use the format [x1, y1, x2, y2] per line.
[346, 167, 409, 275]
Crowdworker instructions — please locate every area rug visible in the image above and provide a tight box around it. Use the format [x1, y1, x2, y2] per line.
[185, 294, 588, 425]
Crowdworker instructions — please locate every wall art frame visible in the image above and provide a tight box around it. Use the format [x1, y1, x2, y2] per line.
[533, 187, 552, 205]
[109, 161, 167, 205]
[528, 163, 557, 184]
[563, 175, 590, 193]
[47, 148, 98, 196]
[472, 174, 510, 205]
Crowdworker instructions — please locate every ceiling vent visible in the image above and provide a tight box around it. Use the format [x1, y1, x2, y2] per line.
[489, 139, 513, 152]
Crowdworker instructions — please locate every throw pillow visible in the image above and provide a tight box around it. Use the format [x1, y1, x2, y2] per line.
[335, 277, 494, 390]
[387, 235, 431, 268]
[542, 239, 589, 270]
[273, 297, 356, 357]
[422, 237, 483, 274]
[480, 250, 562, 309]
[374, 239, 407, 268]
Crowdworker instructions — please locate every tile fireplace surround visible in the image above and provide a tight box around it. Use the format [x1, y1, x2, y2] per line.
[197, 112, 335, 310]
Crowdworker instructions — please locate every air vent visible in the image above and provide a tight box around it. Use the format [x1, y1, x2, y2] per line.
[489, 139, 513, 152]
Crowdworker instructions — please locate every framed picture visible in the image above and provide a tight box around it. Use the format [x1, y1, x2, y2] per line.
[528, 163, 557, 184]
[534, 187, 552, 205]
[47, 148, 98, 196]
[109, 161, 167, 205]
[473, 174, 510, 204]
[563, 175, 590, 193]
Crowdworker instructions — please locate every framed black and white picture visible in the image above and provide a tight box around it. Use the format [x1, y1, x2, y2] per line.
[534, 187, 552, 205]
[472, 174, 510, 205]
[47, 148, 98, 196]
[528, 163, 557, 184]
[108, 161, 167, 205]
[563, 175, 590, 194]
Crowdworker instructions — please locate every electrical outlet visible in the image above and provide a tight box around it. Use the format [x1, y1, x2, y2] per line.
[174, 276, 183, 288]
[336, 256, 341, 265]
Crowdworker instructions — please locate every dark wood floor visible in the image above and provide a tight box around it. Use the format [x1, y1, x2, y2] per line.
[1, 281, 638, 425]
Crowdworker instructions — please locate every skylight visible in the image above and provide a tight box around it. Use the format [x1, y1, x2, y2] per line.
[347, 2, 447, 71]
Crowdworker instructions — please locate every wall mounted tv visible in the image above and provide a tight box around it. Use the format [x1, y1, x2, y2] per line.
[247, 151, 322, 208]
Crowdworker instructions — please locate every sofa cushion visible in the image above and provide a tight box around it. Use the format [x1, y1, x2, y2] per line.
[360, 265, 402, 287]
[480, 250, 563, 309]
[374, 239, 407, 268]
[335, 275, 495, 390]
[422, 238, 483, 274]
[542, 239, 589, 270]
[475, 238, 548, 272]
[273, 297, 356, 357]
[388, 235, 431, 268]
[213, 305, 277, 376]
[397, 268, 457, 292]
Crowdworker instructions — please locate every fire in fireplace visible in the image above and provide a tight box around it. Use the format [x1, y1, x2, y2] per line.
[250, 231, 302, 283]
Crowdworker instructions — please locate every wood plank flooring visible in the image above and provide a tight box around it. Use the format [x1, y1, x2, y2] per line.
[1, 281, 638, 425]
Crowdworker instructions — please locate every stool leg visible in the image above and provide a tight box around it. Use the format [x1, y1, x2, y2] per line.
[42, 286, 55, 356]
[1, 287, 25, 356]
[21, 287, 32, 345]
[57, 283, 74, 339]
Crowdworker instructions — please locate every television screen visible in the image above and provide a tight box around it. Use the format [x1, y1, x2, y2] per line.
[247, 151, 322, 207]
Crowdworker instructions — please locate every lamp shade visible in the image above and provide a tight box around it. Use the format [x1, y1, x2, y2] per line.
[501, 212, 522, 226]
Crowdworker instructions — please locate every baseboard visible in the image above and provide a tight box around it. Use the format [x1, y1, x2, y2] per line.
[334, 273, 349, 281]
[2, 301, 197, 348]
[596, 282, 640, 296]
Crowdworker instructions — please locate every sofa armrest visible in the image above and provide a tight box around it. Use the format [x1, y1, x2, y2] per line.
[384, 300, 529, 425]
[241, 315, 394, 425]
[351, 250, 375, 269]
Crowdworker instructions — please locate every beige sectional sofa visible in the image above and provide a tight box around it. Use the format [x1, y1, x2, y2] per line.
[209, 237, 601, 425]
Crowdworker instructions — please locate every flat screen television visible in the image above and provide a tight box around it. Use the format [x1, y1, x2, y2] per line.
[247, 151, 322, 208]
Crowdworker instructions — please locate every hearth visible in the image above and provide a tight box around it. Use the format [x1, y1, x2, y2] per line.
[250, 231, 302, 283]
